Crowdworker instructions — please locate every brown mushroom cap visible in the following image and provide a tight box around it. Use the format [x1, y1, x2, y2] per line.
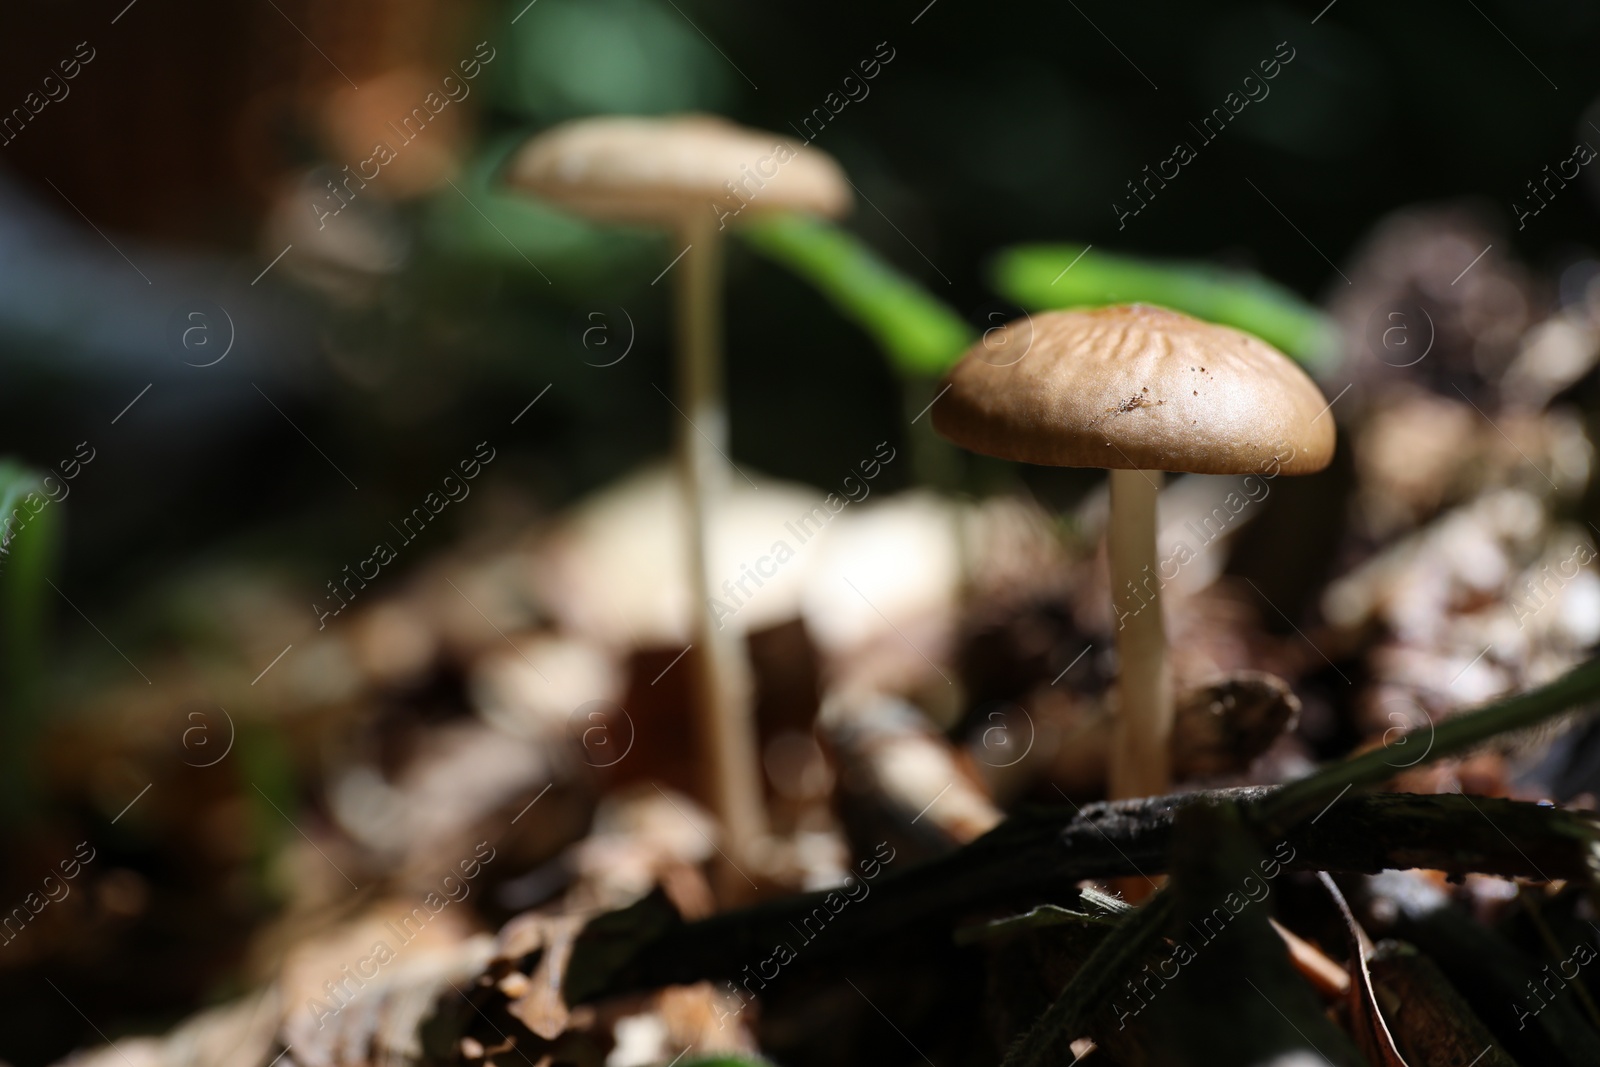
[932, 304, 1335, 476]
[504, 113, 850, 227]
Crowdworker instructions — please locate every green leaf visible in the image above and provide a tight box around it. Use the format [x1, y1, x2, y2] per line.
[0, 459, 59, 814]
[1254, 653, 1600, 832]
[955, 903, 1122, 948]
[959, 889, 1134, 947]
[1001, 891, 1176, 1067]
[0, 460, 56, 687]
[740, 212, 972, 378]
[491, 0, 736, 123]
[423, 134, 658, 290]
[991, 243, 1341, 369]
[1131, 802, 1366, 1066]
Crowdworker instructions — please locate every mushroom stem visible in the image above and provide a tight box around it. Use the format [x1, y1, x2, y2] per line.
[674, 211, 767, 863]
[1107, 468, 1173, 799]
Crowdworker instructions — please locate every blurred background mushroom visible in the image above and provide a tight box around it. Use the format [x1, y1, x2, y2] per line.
[504, 115, 851, 870]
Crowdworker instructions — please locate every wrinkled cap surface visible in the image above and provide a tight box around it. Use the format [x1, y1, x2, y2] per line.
[932, 304, 1335, 475]
[505, 113, 850, 226]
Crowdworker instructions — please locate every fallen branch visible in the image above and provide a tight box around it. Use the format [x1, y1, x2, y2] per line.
[564, 789, 1600, 1004]
[1001, 653, 1600, 1067]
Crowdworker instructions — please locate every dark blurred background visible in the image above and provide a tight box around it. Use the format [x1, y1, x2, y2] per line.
[1, 1, 1598, 1059]
[1, 0, 1596, 604]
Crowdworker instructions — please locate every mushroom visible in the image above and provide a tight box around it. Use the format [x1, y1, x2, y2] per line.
[931, 304, 1334, 798]
[505, 115, 850, 858]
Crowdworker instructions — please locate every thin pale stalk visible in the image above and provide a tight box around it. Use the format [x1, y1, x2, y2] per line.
[675, 213, 766, 867]
[1108, 468, 1172, 800]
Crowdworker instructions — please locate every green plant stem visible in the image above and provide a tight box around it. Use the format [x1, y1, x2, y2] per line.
[0, 461, 57, 817]
[990, 243, 1339, 368]
[739, 212, 971, 377]
[1001, 892, 1175, 1067]
[1252, 655, 1600, 831]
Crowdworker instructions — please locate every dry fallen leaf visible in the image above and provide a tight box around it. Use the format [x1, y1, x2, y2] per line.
[1318, 872, 1410, 1067]
[505, 913, 588, 1040]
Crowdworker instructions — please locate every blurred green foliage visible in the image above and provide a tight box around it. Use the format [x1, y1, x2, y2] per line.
[0, 460, 57, 814]
[991, 243, 1342, 369]
[493, 0, 736, 122]
[424, 134, 659, 293]
[741, 212, 972, 377]
[238, 722, 304, 902]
